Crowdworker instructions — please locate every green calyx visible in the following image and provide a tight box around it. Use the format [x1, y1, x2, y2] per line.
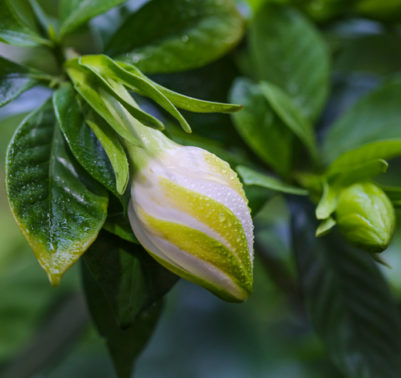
[336, 182, 396, 253]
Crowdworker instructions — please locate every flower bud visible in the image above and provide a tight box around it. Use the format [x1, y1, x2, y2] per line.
[336, 182, 395, 252]
[127, 137, 254, 302]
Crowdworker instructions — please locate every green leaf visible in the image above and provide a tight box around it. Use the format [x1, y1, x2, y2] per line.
[59, 0, 127, 37]
[315, 181, 338, 220]
[329, 140, 401, 173]
[315, 217, 336, 237]
[0, 0, 49, 46]
[66, 64, 141, 145]
[260, 81, 318, 162]
[293, 204, 401, 378]
[53, 83, 128, 196]
[83, 232, 177, 327]
[79, 55, 191, 133]
[323, 79, 401, 163]
[328, 158, 388, 184]
[237, 165, 308, 195]
[229, 78, 294, 176]
[117, 61, 242, 114]
[81, 233, 174, 378]
[106, 0, 244, 73]
[6, 100, 108, 285]
[381, 185, 401, 202]
[0, 56, 38, 108]
[103, 213, 138, 244]
[249, 4, 330, 122]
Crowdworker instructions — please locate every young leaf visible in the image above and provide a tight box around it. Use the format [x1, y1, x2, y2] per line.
[249, 4, 330, 122]
[323, 79, 401, 163]
[229, 78, 294, 176]
[117, 61, 242, 113]
[260, 81, 318, 162]
[79, 55, 191, 133]
[66, 64, 141, 145]
[329, 140, 401, 172]
[292, 203, 401, 378]
[315, 181, 338, 220]
[0, 0, 49, 46]
[237, 165, 307, 195]
[315, 217, 336, 237]
[106, 0, 244, 73]
[6, 100, 108, 285]
[0, 56, 38, 108]
[53, 84, 128, 196]
[59, 0, 127, 37]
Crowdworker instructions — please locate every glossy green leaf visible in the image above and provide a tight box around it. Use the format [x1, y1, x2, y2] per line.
[0, 56, 38, 108]
[315, 217, 336, 237]
[106, 0, 244, 73]
[328, 158, 388, 185]
[229, 78, 294, 176]
[83, 232, 177, 327]
[260, 81, 318, 161]
[59, 0, 127, 37]
[53, 84, 128, 196]
[237, 165, 307, 195]
[249, 4, 329, 122]
[66, 63, 141, 145]
[323, 79, 401, 163]
[82, 233, 174, 378]
[329, 140, 401, 173]
[80, 55, 191, 132]
[0, 0, 49, 46]
[117, 61, 242, 113]
[293, 204, 401, 378]
[6, 100, 108, 285]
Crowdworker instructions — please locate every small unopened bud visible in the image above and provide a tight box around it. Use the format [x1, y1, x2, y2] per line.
[127, 132, 254, 302]
[336, 182, 395, 252]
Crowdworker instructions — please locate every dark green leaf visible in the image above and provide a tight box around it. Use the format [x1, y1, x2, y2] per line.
[106, 0, 244, 73]
[0, 56, 38, 108]
[53, 83, 124, 196]
[6, 100, 108, 285]
[229, 78, 294, 176]
[83, 233, 177, 327]
[103, 214, 138, 244]
[323, 79, 401, 163]
[260, 81, 318, 161]
[249, 4, 329, 122]
[59, 0, 127, 37]
[0, 0, 49, 46]
[292, 203, 401, 378]
[237, 165, 307, 195]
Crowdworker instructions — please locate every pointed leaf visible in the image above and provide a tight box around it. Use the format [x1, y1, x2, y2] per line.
[323, 79, 401, 163]
[59, 0, 127, 37]
[237, 165, 307, 195]
[0, 56, 38, 108]
[0, 0, 49, 46]
[229, 78, 294, 176]
[249, 4, 329, 121]
[260, 81, 318, 162]
[292, 204, 401, 378]
[79, 55, 191, 132]
[106, 0, 244, 73]
[6, 100, 108, 285]
[315, 217, 336, 237]
[315, 181, 338, 220]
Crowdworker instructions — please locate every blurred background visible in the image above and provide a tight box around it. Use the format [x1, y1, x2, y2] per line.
[3, 0, 401, 377]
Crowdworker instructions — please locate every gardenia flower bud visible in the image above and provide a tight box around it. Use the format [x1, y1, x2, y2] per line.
[336, 182, 395, 253]
[127, 132, 254, 302]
